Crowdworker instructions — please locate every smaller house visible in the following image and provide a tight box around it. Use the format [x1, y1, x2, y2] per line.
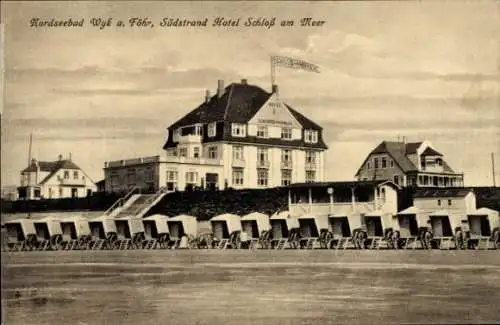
[411, 188, 476, 237]
[17, 154, 97, 200]
[355, 140, 464, 187]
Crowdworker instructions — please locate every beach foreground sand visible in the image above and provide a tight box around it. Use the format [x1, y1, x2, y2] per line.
[2, 250, 500, 325]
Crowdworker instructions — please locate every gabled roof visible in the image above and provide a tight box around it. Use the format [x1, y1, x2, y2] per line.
[421, 147, 443, 156]
[168, 82, 322, 130]
[356, 141, 419, 176]
[22, 159, 83, 185]
[413, 188, 473, 198]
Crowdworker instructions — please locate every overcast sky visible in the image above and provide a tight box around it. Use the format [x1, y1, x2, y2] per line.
[1, 1, 499, 187]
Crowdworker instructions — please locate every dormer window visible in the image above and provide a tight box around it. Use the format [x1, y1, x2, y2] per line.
[257, 125, 268, 138]
[231, 123, 246, 137]
[436, 158, 443, 166]
[304, 130, 318, 143]
[208, 122, 216, 137]
[64, 171, 69, 179]
[194, 124, 203, 136]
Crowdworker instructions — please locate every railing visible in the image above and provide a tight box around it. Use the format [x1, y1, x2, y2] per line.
[59, 177, 86, 186]
[305, 162, 318, 170]
[257, 160, 270, 168]
[281, 160, 293, 169]
[178, 134, 202, 144]
[289, 202, 378, 217]
[127, 186, 170, 217]
[165, 156, 223, 165]
[232, 159, 245, 168]
[104, 186, 141, 216]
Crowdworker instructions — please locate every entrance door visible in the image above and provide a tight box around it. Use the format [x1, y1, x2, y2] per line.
[71, 188, 78, 198]
[206, 173, 219, 190]
[365, 217, 383, 237]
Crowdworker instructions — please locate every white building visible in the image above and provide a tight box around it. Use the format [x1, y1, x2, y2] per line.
[104, 79, 328, 193]
[18, 155, 97, 199]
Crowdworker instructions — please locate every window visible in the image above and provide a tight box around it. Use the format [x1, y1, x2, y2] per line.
[305, 170, 316, 183]
[111, 174, 119, 186]
[281, 127, 292, 140]
[186, 172, 198, 184]
[305, 151, 316, 164]
[282, 149, 292, 168]
[208, 122, 216, 137]
[390, 160, 394, 168]
[145, 168, 153, 182]
[48, 188, 53, 199]
[257, 148, 268, 165]
[233, 146, 244, 161]
[167, 149, 178, 157]
[59, 188, 63, 197]
[208, 146, 218, 159]
[438, 199, 441, 206]
[374, 158, 379, 169]
[231, 123, 246, 137]
[382, 158, 387, 168]
[436, 158, 443, 166]
[257, 169, 268, 186]
[281, 170, 292, 186]
[232, 168, 244, 186]
[448, 199, 452, 206]
[367, 162, 371, 169]
[193, 147, 200, 158]
[179, 148, 187, 157]
[166, 170, 178, 191]
[257, 125, 268, 138]
[304, 130, 318, 143]
[194, 124, 203, 136]
[393, 175, 399, 185]
[172, 129, 181, 142]
[73, 171, 79, 179]
[127, 169, 136, 185]
[64, 171, 69, 179]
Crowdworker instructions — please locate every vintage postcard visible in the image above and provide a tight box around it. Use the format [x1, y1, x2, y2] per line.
[1, 1, 499, 325]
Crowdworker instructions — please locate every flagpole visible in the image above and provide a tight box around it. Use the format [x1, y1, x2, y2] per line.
[270, 55, 276, 88]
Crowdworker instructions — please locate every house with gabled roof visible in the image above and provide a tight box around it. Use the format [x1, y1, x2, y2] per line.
[354, 140, 464, 188]
[18, 154, 96, 200]
[156, 79, 328, 191]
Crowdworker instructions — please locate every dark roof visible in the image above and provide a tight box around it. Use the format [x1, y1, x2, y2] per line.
[360, 141, 418, 174]
[22, 159, 82, 184]
[421, 147, 443, 156]
[96, 179, 105, 186]
[168, 82, 322, 130]
[405, 142, 422, 154]
[413, 188, 473, 198]
[289, 180, 399, 190]
[355, 141, 456, 176]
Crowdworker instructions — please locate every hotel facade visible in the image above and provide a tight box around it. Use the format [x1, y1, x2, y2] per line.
[103, 79, 328, 193]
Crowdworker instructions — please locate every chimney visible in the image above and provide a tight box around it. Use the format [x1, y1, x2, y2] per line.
[58, 154, 63, 161]
[272, 84, 279, 95]
[205, 89, 211, 103]
[31, 158, 37, 166]
[217, 80, 224, 98]
[241, 79, 247, 85]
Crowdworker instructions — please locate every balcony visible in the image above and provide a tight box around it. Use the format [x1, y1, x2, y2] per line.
[257, 160, 270, 169]
[105, 155, 161, 168]
[281, 160, 293, 169]
[178, 134, 202, 144]
[232, 159, 246, 168]
[289, 202, 378, 217]
[305, 161, 318, 170]
[165, 156, 223, 166]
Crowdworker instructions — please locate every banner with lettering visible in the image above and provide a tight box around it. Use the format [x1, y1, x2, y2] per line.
[271, 55, 320, 73]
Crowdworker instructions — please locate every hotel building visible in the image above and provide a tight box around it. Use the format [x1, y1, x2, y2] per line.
[103, 79, 328, 193]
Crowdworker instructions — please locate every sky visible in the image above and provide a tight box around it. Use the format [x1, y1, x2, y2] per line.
[1, 1, 499, 187]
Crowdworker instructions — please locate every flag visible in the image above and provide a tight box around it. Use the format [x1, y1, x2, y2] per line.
[271, 55, 320, 73]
